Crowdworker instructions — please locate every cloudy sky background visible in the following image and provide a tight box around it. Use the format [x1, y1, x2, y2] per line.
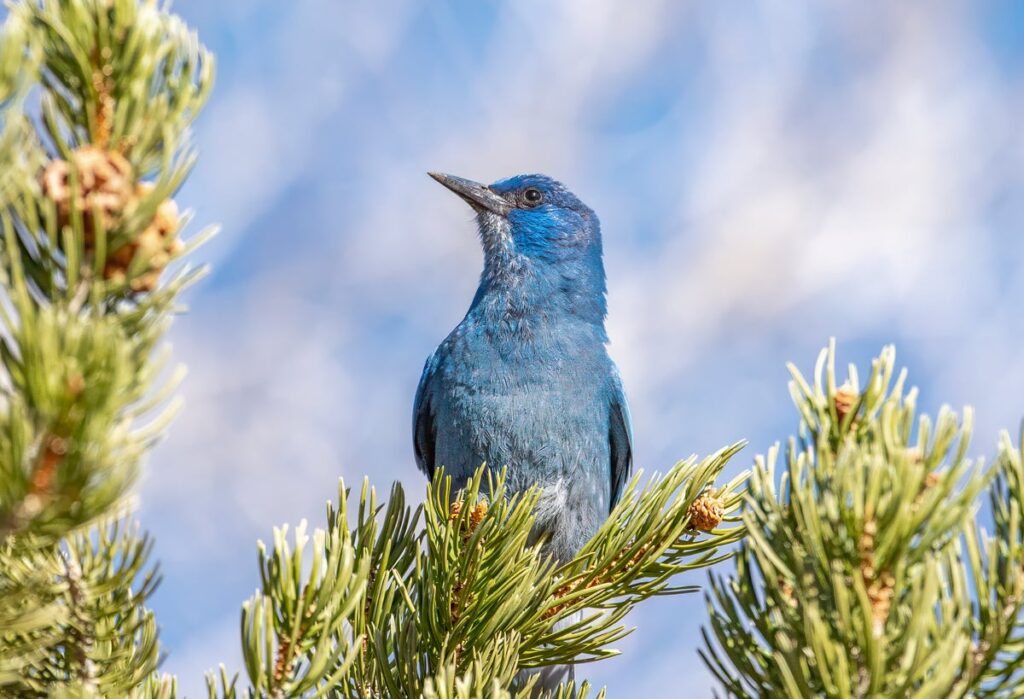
[125, 1, 1024, 694]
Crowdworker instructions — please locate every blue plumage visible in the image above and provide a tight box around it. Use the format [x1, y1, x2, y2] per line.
[414, 173, 632, 563]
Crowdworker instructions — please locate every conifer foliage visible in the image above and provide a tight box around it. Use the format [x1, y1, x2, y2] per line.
[204, 455, 747, 698]
[701, 343, 1024, 698]
[0, 0, 212, 696]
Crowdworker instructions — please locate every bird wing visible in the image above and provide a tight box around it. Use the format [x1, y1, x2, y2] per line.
[412, 352, 439, 477]
[608, 365, 634, 510]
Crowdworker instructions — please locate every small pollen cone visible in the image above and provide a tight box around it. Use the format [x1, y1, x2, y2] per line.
[448, 500, 463, 522]
[469, 501, 488, 530]
[834, 385, 859, 424]
[688, 492, 724, 532]
[41, 145, 133, 236]
[41, 150, 183, 294]
[105, 182, 183, 292]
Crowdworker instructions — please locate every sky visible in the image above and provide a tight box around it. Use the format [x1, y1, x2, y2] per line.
[100, 0, 1024, 695]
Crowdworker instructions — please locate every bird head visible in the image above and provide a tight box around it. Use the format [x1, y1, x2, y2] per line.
[429, 172, 603, 284]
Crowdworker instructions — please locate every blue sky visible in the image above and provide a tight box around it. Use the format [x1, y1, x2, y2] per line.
[120, 1, 1024, 695]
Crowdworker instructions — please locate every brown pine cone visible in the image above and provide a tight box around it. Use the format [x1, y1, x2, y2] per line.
[41, 146, 133, 240]
[688, 492, 724, 532]
[104, 183, 183, 291]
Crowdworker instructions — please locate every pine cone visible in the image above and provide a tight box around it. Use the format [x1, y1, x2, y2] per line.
[449, 500, 463, 521]
[104, 183, 182, 292]
[688, 492, 724, 532]
[469, 501, 488, 530]
[41, 150, 182, 293]
[41, 146, 133, 239]
[866, 571, 895, 635]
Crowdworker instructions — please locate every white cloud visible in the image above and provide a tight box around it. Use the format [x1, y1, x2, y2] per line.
[175, 0, 421, 266]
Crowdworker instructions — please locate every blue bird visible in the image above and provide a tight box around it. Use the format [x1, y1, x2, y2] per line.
[413, 172, 633, 565]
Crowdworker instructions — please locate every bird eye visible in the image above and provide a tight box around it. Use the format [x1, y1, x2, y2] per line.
[522, 187, 544, 207]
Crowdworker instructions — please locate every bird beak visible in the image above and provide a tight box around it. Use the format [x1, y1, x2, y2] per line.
[428, 172, 510, 216]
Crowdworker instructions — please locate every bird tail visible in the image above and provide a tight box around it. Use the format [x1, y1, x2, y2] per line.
[516, 610, 581, 696]
[533, 662, 575, 694]
[515, 661, 575, 697]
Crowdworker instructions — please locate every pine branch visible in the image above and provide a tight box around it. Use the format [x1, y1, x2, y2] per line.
[700, 341, 1024, 698]
[0, 536, 66, 686]
[0, 0, 213, 545]
[0, 0, 214, 694]
[963, 429, 1024, 696]
[212, 447, 748, 698]
[61, 547, 98, 692]
[422, 655, 606, 699]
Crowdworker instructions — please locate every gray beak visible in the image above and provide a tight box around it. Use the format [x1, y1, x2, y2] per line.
[429, 172, 510, 216]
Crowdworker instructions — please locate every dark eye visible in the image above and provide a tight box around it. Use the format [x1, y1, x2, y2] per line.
[522, 187, 544, 207]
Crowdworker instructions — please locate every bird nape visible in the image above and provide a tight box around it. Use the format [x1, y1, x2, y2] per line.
[413, 171, 633, 688]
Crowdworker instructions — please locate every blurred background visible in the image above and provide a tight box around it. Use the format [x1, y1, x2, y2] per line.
[139, 1, 1024, 694]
